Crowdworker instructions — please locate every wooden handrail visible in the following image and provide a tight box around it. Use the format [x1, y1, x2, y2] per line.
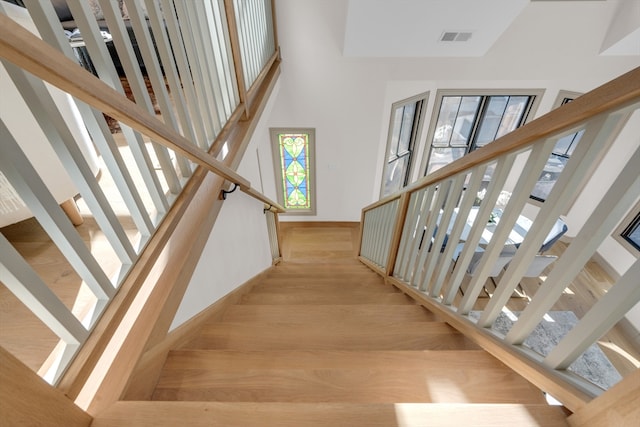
[242, 187, 286, 213]
[358, 66, 640, 412]
[363, 66, 640, 212]
[0, 14, 251, 189]
[245, 49, 280, 111]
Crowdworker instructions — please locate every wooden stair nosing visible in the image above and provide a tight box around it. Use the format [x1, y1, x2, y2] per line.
[183, 321, 480, 351]
[160, 349, 519, 371]
[153, 350, 545, 404]
[250, 283, 396, 294]
[239, 292, 414, 305]
[151, 368, 546, 404]
[93, 402, 568, 427]
[220, 304, 437, 323]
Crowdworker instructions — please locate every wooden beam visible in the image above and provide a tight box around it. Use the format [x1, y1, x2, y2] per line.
[568, 369, 640, 427]
[0, 346, 92, 427]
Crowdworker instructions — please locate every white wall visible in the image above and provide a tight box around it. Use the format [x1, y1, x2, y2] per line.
[169, 79, 283, 330]
[169, 190, 272, 330]
[264, 0, 638, 223]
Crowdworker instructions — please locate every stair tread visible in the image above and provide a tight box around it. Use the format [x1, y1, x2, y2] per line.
[221, 304, 436, 323]
[184, 322, 479, 351]
[162, 349, 519, 370]
[94, 402, 568, 427]
[154, 350, 545, 403]
[240, 292, 413, 305]
[252, 280, 391, 292]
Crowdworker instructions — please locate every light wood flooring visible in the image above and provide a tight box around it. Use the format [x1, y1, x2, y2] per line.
[135, 226, 568, 426]
[0, 220, 638, 389]
[275, 222, 640, 378]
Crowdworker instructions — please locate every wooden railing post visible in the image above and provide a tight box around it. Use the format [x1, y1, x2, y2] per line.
[223, 0, 248, 118]
[384, 192, 411, 277]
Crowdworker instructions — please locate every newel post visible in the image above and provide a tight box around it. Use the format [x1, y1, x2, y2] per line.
[384, 192, 411, 277]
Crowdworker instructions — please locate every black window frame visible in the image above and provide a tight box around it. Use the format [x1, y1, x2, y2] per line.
[381, 94, 428, 197]
[621, 211, 640, 252]
[530, 96, 584, 203]
[422, 91, 540, 178]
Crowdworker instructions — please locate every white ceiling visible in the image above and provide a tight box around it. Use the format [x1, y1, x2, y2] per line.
[343, 0, 639, 57]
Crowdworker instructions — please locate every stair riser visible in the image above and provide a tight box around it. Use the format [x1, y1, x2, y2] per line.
[94, 402, 569, 427]
[153, 367, 545, 403]
[239, 293, 413, 305]
[221, 305, 436, 323]
[185, 323, 478, 351]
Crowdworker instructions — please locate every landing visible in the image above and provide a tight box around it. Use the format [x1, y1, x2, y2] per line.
[279, 222, 360, 263]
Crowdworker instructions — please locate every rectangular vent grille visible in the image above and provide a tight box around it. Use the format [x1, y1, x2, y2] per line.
[440, 31, 473, 42]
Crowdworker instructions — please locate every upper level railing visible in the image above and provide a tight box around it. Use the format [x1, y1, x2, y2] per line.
[0, 0, 283, 389]
[359, 67, 640, 412]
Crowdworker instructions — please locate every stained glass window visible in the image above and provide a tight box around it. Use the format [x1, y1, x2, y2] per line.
[278, 133, 311, 209]
[271, 129, 315, 214]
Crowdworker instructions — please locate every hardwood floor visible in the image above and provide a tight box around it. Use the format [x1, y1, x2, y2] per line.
[141, 227, 569, 426]
[276, 222, 640, 379]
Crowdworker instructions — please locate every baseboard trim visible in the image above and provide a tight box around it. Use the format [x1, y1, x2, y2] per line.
[279, 221, 360, 228]
[590, 251, 622, 282]
[122, 266, 274, 400]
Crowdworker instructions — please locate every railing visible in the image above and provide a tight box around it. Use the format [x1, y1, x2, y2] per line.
[0, 0, 282, 396]
[359, 67, 640, 412]
[264, 207, 282, 264]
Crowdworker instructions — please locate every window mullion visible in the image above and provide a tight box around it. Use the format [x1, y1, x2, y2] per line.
[468, 96, 488, 153]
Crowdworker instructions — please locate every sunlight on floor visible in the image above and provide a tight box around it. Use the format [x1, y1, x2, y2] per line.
[393, 403, 548, 426]
[424, 377, 469, 402]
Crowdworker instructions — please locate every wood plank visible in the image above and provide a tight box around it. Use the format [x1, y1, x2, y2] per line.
[93, 402, 569, 427]
[152, 354, 546, 403]
[184, 322, 479, 351]
[122, 268, 270, 400]
[0, 346, 92, 427]
[279, 223, 360, 261]
[568, 369, 640, 427]
[252, 281, 393, 293]
[266, 268, 377, 276]
[221, 304, 437, 323]
[239, 291, 413, 305]
[160, 349, 523, 371]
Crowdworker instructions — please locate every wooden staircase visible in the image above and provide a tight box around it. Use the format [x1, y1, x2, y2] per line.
[93, 259, 569, 426]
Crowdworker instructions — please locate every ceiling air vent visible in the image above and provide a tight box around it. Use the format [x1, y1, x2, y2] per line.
[440, 31, 473, 42]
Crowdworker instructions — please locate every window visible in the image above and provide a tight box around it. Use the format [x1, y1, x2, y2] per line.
[530, 92, 584, 202]
[621, 212, 640, 251]
[422, 90, 541, 177]
[380, 94, 427, 197]
[270, 128, 316, 214]
[615, 202, 640, 254]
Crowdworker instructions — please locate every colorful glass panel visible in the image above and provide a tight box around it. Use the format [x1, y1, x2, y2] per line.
[278, 133, 311, 209]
